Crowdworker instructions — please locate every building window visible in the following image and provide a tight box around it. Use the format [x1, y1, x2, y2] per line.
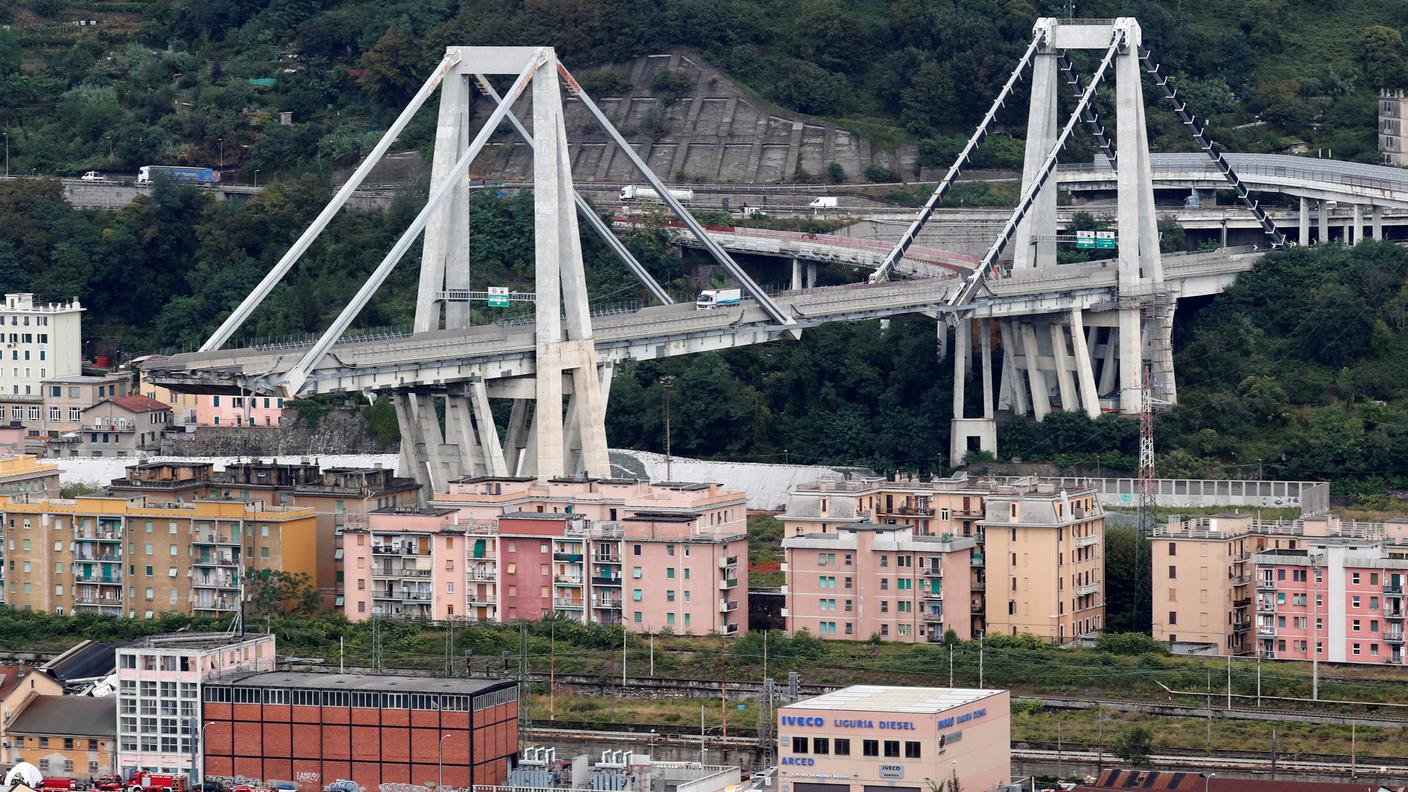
[883, 740, 900, 758]
[862, 739, 879, 757]
[834, 738, 850, 756]
[1169, 565, 1176, 579]
[812, 737, 829, 755]
[905, 741, 921, 759]
[791, 737, 807, 754]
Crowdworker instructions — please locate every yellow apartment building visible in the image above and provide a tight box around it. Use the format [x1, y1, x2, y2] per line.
[0, 496, 317, 619]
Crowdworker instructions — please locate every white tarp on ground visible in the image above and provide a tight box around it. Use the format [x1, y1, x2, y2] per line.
[609, 449, 857, 510]
[57, 450, 844, 511]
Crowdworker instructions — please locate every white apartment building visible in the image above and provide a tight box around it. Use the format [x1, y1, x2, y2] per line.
[0, 293, 83, 403]
[116, 633, 275, 779]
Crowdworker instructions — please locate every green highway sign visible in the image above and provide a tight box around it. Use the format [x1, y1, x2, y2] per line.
[1075, 230, 1095, 250]
[1095, 231, 1117, 250]
[487, 286, 510, 308]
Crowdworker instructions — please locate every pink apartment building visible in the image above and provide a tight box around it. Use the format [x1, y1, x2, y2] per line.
[141, 376, 286, 427]
[340, 477, 749, 635]
[1254, 538, 1408, 665]
[782, 525, 975, 642]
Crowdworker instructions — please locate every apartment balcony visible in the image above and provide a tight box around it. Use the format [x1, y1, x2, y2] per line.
[401, 591, 431, 602]
[896, 505, 935, 516]
[1387, 631, 1405, 644]
[192, 534, 239, 546]
[192, 599, 237, 612]
[591, 575, 622, 586]
[592, 598, 621, 610]
[553, 598, 585, 610]
[952, 508, 985, 518]
[372, 544, 421, 556]
[719, 598, 739, 613]
[922, 587, 943, 601]
[553, 552, 584, 562]
[73, 596, 122, 608]
[1076, 535, 1099, 549]
[593, 554, 621, 564]
[922, 564, 943, 577]
[193, 555, 238, 567]
[970, 554, 985, 567]
[554, 575, 584, 586]
[1230, 575, 1252, 587]
[1387, 585, 1405, 597]
[1256, 599, 1276, 614]
[1387, 609, 1405, 620]
[923, 607, 944, 623]
[1232, 619, 1251, 633]
[1076, 582, 1100, 597]
[718, 577, 739, 590]
[1232, 551, 1251, 563]
[1233, 597, 1252, 608]
[192, 576, 238, 589]
[720, 555, 739, 568]
[1257, 579, 1276, 591]
[971, 578, 986, 591]
[74, 532, 121, 543]
[468, 568, 496, 581]
[724, 623, 739, 634]
[469, 593, 497, 606]
[73, 573, 122, 585]
[1256, 625, 1276, 640]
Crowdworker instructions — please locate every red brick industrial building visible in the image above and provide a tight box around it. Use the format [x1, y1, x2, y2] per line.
[202, 672, 518, 790]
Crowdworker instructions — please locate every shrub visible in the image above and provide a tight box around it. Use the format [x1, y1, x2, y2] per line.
[1095, 632, 1169, 656]
[864, 163, 895, 182]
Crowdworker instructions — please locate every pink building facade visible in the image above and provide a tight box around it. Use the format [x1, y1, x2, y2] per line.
[1255, 539, 1408, 665]
[339, 477, 749, 635]
[783, 525, 976, 642]
[140, 376, 286, 428]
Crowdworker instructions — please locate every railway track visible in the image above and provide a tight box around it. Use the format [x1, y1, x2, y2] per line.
[494, 671, 1408, 728]
[522, 724, 1408, 778]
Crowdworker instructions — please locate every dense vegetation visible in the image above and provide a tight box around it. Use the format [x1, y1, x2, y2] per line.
[0, 0, 1405, 177]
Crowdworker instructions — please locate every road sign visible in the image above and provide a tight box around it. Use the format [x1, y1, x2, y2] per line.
[487, 286, 510, 308]
[1075, 230, 1096, 250]
[1095, 231, 1118, 250]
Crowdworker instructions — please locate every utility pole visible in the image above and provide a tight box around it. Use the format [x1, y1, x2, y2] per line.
[1226, 654, 1232, 710]
[1205, 667, 1212, 752]
[949, 643, 954, 687]
[1137, 364, 1158, 633]
[660, 375, 675, 482]
[979, 634, 985, 688]
[1271, 727, 1278, 781]
[1256, 651, 1261, 708]
[550, 619, 556, 720]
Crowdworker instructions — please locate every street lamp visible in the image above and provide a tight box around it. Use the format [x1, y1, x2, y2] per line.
[1203, 772, 1215, 792]
[254, 169, 260, 188]
[4, 132, 9, 178]
[197, 721, 217, 788]
[218, 138, 223, 168]
[659, 376, 674, 482]
[438, 733, 453, 789]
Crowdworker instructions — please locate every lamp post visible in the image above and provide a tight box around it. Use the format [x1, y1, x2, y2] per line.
[198, 720, 217, 788]
[218, 138, 223, 168]
[1203, 772, 1215, 792]
[438, 733, 453, 789]
[4, 132, 9, 178]
[254, 169, 260, 188]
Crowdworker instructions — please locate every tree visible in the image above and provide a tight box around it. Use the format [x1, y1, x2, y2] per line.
[791, 0, 865, 74]
[1359, 25, 1407, 88]
[901, 61, 959, 137]
[358, 26, 428, 104]
[1111, 725, 1153, 766]
[244, 569, 319, 618]
[1103, 524, 1150, 633]
[771, 60, 850, 116]
[1158, 216, 1186, 254]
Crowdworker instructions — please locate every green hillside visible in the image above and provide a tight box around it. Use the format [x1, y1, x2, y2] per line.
[0, 0, 1405, 175]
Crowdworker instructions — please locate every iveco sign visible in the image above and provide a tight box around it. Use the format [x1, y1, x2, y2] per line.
[782, 716, 917, 730]
[781, 716, 826, 727]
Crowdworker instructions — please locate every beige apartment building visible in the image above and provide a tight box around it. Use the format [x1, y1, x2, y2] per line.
[0, 495, 317, 618]
[782, 473, 1105, 642]
[981, 486, 1104, 641]
[41, 372, 132, 437]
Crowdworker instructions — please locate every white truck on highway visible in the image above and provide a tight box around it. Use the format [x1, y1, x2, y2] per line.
[696, 288, 741, 309]
[809, 196, 838, 209]
[620, 185, 694, 203]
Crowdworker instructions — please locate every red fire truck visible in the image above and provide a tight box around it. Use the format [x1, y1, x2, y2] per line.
[39, 779, 76, 792]
[126, 772, 189, 792]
